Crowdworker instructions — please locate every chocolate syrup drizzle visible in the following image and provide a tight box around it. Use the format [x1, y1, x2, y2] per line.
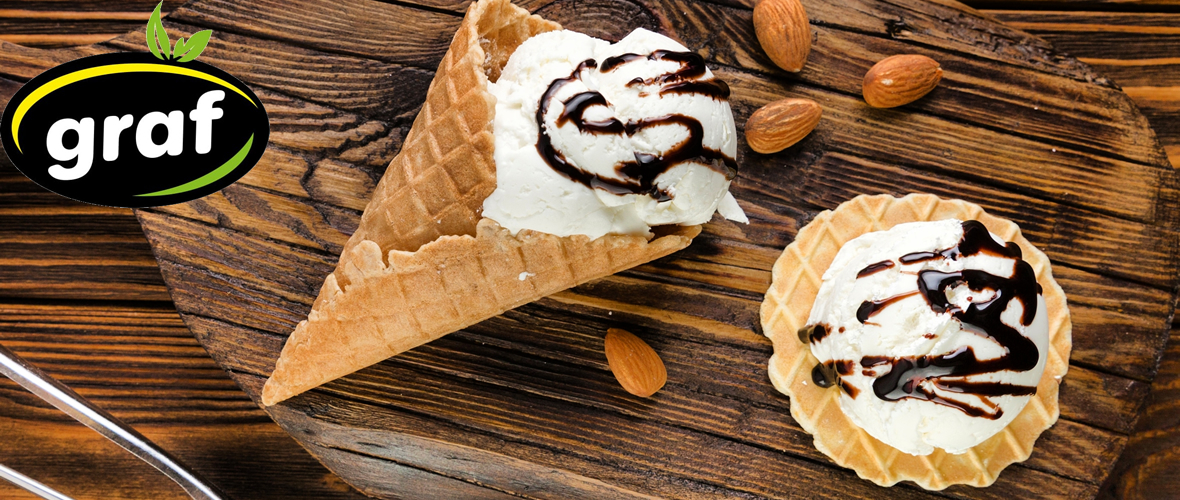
[856, 291, 919, 323]
[812, 360, 858, 398]
[601, 50, 731, 99]
[797, 323, 831, 344]
[802, 221, 1043, 420]
[856, 259, 895, 278]
[535, 51, 736, 202]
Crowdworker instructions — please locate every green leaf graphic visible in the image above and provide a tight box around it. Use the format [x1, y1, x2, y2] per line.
[136, 135, 254, 197]
[173, 36, 187, 56]
[146, 2, 170, 60]
[175, 30, 212, 62]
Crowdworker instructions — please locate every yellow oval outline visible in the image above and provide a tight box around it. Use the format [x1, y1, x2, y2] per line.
[11, 62, 258, 153]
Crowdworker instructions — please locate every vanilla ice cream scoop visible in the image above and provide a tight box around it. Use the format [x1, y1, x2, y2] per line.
[801, 219, 1049, 456]
[482, 28, 747, 239]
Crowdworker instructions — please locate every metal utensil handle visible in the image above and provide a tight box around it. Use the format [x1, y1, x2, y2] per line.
[0, 463, 73, 500]
[0, 343, 226, 500]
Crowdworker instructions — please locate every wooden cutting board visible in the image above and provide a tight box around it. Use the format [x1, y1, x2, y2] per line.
[7, 0, 1169, 497]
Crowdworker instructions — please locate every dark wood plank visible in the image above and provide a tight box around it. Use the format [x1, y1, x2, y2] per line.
[121, 0, 1176, 484]
[179, 0, 1178, 221]
[282, 396, 1100, 500]
[1, 0, 1175, 497]
[1100, 330, 1180, 498]
[1120, 87, 1180, 173]
[991, 11, 1180, 60]
[0, 169, 169, 302]
[956, 7, 1180, 496]
[1059, 367, 1152, 435]
[0, 34, 120, 48]
[426, 0, 1116, 87]
[0, 5, 173, 48]
[982, 10, 1180, 170]
[0, 1, 187, 12]
[653, 0, 1169, 168]
[0, 39, 112, 80]
[82, 62, 1176, 297]
[0, 417, 370, 500]
[309, 446, 521, 500]
[165, 0, 1165, 179]
[151, 0, 1178, 226]
[255, 371, 1101, 500]
[7, 0, 1170, 224]
[139, 149, 1176, 380]
[0, 302, 259, 424]
[753, 148, 1179, 292]
[135, 208, 1142, 490]
[103, 22, 435, 123]
[168, 0, 460, 69]
[969, 1, 1180, 9]
[0, 19, 144, 35]
[721, 66, 1178, 235]
[0, 301, 370, 500]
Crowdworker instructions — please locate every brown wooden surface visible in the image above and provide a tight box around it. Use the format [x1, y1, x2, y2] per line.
[0, 0, 1177, 498]
[982, 8, 1180, 497]
[140, 0, 1178, 497]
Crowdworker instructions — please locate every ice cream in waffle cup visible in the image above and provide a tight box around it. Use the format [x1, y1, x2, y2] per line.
[760, 193, 1072, 489]
[262, 0, 702, 406]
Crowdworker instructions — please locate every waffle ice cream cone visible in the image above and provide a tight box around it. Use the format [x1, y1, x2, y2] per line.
[262, 0, 701, 406]
[760, 193, 1071, 490]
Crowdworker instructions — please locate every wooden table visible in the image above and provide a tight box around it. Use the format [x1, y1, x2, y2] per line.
[0, 0, 1176, 498]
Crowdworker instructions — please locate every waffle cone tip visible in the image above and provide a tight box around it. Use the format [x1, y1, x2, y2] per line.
[262, 0, 712, 407]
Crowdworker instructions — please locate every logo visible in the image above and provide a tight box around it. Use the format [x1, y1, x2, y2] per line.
[0, 3, 268, 208]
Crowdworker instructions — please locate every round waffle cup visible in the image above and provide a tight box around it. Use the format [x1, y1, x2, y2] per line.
[760, 193, 1072, 490]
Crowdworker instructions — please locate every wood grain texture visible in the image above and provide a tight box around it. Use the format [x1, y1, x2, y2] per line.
[0, 0, 1177, 498]
[970, 0, 1180, 9]
[0, 27, 369, 497]
[0, 164, 169, 302]
[153, 0, 1179, 226]
[0, 1, 186, 47]
[1102, 328, 1180, 498]
[121, 0, 1174, 497]
[985, 10, 1180, 170]
[0, 302, 370, 500]
[0, 418, 368, 500]
[976, 4, 1180, 498]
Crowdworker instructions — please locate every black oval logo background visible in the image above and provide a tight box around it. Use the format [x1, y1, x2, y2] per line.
[1, 52, 268, 208]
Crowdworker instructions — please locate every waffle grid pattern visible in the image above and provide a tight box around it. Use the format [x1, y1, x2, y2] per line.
[336, 0, 560, 279]
[263, 0, 710, 406]
[760, 193, 1072, 490]
[264, 220, 699, 405]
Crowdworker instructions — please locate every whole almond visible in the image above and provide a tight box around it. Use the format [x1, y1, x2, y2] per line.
[753, 0, 811, 73]
[604, 328, 667, 397]
[745, 98, 822, 154]
[862, 54, 942, 108]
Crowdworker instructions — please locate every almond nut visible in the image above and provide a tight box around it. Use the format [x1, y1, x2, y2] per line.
[745, 98, 822, 154]
[862, 54, 942, 108]
[604, 328, 667, 397]
[753, 0, 811, 73]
